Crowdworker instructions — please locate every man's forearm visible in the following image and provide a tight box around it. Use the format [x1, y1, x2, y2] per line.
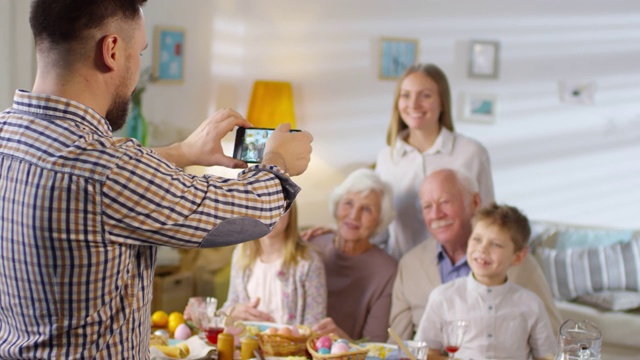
[153, 143, 189, 168]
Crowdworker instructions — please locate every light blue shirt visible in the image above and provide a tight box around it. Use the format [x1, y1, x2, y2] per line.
[436, 242, 471, 283]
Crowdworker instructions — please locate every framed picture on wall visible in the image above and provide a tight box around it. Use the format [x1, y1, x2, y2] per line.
[468, 40, 500, 79]
[153, 26, 185, 84]
[379, 37, 418, 80]
[459, 93, 497, 123]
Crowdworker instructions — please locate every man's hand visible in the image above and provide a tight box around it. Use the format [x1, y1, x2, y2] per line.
[261, 123, 313, 176]
[155, 108, 251, 168]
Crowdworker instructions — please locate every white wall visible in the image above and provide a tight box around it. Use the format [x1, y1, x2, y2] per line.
[0, 1, 11, 109]
[0, 1, 34, 110]
[202, 0, 640, 229]
[3, 1, 640, 230]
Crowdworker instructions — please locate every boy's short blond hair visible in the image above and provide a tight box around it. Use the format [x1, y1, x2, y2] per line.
[472, 203, 531, 252]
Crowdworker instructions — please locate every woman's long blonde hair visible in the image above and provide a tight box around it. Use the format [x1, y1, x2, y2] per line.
[236, 201, 310, 271]
[385, 63, 454, 150]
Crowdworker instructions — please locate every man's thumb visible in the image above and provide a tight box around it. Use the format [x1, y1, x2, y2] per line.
[275, 123, 292, 132]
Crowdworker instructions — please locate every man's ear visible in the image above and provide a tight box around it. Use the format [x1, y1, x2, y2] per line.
[470, 192, 482, 212]
[512, 246, 529, 266]
[100, 34, 119, 71]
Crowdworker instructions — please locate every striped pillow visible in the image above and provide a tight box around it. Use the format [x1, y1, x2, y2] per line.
[535, 237, 640, 300]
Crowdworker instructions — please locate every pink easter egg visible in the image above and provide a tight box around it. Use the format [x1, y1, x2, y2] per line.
[315, 336, 333, 350]
[173, 323, 192, 340]
[290, 326, 300, 337]
[330, 342, 350, 354]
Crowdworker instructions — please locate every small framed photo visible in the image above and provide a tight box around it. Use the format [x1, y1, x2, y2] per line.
[379, 37, 418, 80]
[459, 93, 497, 123]
[153, 26, 185, 84]
[559, 80, 597, 105]
[468, 40, 500, 79]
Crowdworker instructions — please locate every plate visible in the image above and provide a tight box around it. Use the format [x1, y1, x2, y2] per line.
[359, 342, 397, 360]
[150, 335, 216, 360]
[167, 339, 183, 346]
[241, 321, 286, 332]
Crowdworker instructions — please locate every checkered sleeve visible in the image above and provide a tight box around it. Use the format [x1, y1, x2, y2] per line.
[102, 147, 298, 248]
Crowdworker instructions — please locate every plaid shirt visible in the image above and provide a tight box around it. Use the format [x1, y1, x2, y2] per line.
[0, 90, 299, 359]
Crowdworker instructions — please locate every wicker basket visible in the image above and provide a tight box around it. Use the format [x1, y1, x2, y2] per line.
[257, 331, 309, 357]
[306, 335, 369, 360]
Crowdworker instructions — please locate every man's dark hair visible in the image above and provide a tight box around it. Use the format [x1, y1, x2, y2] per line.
[30, 0, 148, 45]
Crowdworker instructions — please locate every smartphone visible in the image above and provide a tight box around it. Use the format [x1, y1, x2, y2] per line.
[233, 127, 301, 163]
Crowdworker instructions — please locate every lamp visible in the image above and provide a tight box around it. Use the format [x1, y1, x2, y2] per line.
[246, 80, 296, 128]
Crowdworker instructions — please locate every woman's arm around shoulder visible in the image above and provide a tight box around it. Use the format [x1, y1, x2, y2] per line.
[302, 250, 327, 325]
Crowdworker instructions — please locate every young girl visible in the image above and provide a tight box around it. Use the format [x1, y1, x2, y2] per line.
[222, 202, 327, 326]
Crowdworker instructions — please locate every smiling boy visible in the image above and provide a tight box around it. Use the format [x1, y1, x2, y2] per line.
[415, 203, 556, 360]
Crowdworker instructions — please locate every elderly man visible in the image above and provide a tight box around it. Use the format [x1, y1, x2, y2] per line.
[389, 168, 562, 340]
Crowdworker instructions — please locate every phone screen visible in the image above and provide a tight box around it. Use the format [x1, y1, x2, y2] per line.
[233, 127, 300, 163]
[233, 128, 272, 163]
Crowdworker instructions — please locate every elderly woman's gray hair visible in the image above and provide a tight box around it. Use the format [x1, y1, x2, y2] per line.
[329, 168, 395, 236]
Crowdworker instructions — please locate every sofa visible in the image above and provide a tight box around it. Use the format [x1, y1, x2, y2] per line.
[530, 221, 640, 359]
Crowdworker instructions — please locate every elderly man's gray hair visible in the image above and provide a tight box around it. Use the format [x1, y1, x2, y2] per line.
[427, 167, 479, 196]
[329, 168, 395, 236]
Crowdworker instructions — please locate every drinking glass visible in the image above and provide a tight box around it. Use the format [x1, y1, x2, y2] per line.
[399, 340, 428, 360]
[195, 308, 225, 345]
[185, 296, 217, 322]
[443, 320, 468, 359]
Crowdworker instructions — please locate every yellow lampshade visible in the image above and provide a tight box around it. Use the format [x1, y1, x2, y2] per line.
[246, 80, 296, 128]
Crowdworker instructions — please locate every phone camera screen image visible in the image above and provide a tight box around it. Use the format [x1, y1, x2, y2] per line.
[233, 128, 273, 163]
[233, 127, 301, 163]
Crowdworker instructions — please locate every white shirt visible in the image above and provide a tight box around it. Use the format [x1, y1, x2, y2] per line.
[374, 128, 495, 259]
[247, 258, 287, 324]
[415, 275, 557, 360]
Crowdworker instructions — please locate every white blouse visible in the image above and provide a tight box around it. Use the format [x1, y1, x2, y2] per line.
[375, 128, 495, 260]
[246, 258, 287, 324]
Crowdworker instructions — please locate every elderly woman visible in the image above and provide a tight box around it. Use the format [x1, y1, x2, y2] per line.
[308, 168, 397, 342]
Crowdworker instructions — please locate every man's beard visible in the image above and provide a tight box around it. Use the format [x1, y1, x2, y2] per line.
[105, 94, 130, 132]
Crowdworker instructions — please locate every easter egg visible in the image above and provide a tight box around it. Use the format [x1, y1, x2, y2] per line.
[318, 347, 331, 355]
[173, 323, 192, 340]
[335, 339, 350, 346]
[278, 327, 292, 336]
[315, 336, 333, 350]
[153, 329, 169, 342]
[330, 342, 350, 354]
[266, 327, 278, 334]
[290, 326, 300, 337]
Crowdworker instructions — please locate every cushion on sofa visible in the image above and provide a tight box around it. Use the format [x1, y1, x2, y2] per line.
[529, 223, 634, 250]
[554, 229, 634, 250]
[535, 237, 640, 300]
[575, 291, 640, 311]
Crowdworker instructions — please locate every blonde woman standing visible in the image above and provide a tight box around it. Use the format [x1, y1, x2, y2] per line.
[375, 63, 495, 260]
